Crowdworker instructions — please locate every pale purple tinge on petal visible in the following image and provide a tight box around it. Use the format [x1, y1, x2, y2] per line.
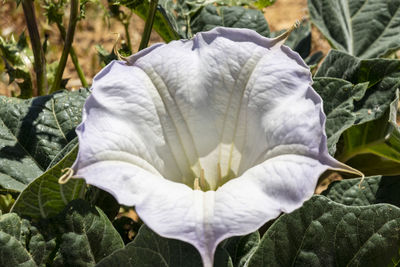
[71, 27, 361, 267]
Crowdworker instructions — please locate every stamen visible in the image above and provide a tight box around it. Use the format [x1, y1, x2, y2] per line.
[217, 162, 222, 183]
[194, 178, 200, 190]
[58, 168, 74, 184]
[200, 168, 206, 189]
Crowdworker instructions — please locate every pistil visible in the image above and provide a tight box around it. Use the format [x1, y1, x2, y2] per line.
[193, 168, 208, 191]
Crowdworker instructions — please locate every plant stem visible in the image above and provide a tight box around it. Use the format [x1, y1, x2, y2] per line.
[123, 20, 132, 53]
[21, 0, 47, 96]
[138, 0, 158, 51]
[56, 22, 88, 88]
[50, 0, 79, 93]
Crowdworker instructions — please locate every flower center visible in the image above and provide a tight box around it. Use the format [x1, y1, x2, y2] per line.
[193, 164, 237, 191]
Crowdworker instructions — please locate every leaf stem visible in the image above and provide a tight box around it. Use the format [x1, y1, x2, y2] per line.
[56, 22, 88, 88]
[123, 20, 132, 53]
[120, 10, 133, 53]
[138, 0, 158, 51]
[50, 0, 80, 93]
[21, 0, 47, 96]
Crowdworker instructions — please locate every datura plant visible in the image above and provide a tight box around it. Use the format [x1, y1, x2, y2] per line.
[68, 27, 361, 267]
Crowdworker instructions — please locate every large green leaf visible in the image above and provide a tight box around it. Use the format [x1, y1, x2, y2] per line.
[220, 231, 260, 267]
[314, 50, 400, 174]
[313, 77, 369, 155]
[189, 5, 269, 37]
[155, 0, 269, 39]
[47, 137, 78, 169]
[97, 224, 261, 267]
[11, 144, 85, 219]
[0, 89, 89, 192]
[52, 199, 124, 266]
[130, 0, 269, 42]
[322, 175, 400, 207]
[0, 200, 123, 267]
[0, 213, 56, 266]
[337, 91, 400, 175]
[308, 0, 400, 58]
[97, 225, 203, 267]
[247, 195, 400, 266]
[315, 51, 400, 123]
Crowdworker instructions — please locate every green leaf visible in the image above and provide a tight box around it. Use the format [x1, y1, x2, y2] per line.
[130, 0, 269, 42]
[108, 0, 179, 42]
[322, 175, 400, 207]
[315, 51, 400, 113]
[0, 193, 14, 213]
[305, 51, 324, 68]
[308, 0, 400, 58]
[283, 20, 311, 59]
[47, 137, 78, 169]
[97, 225, 203, 267]
[46, 61, 69, 91]
[314, 50, 400, 174]
[133, 0, 180, 42]
[0, 33, 32, 67]
[11, 144, 85, 219]
[156, 0, 212, 39]
[97, 224, 241, 267]
[96, 45, 118, 67]
[52, 199, 124, 266]
[154, 0, 269, 40]
[315, 50, 400, 127]
[85, 186, 120, 221]
[0, 33, 34, 98]
[313, 77, 369, 155]
[0, 89, 89, 192]
[338, 90, 400, 175]
[43, 0, 67, 25]
[0, 200, 123, 266]
[247, 195, 400, 266]
[190, 5, 269, 37]
[2, 62, 33, 99]
[220, 231, 260, 267]
[0, 213, 55, 266]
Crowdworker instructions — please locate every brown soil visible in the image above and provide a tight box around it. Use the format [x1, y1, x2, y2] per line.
[0, 0, 330, 96]
[265, 0, 330, 56]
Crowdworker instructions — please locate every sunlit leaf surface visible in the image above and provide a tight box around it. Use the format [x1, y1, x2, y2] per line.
[247, 195, 400, 266]
[11, 143, 85, 219]
[322, 175, 400, 207]
[309, 0, 400, 58]
[0, 89, 89, 191]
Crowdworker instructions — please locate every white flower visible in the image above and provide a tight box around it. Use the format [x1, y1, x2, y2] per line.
[71, 27, 360, 267]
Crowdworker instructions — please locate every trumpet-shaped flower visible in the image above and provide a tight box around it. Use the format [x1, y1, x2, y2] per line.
[71, 27, 360, 266]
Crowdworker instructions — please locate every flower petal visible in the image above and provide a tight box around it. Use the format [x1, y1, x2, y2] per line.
[72, 27, 361, 266]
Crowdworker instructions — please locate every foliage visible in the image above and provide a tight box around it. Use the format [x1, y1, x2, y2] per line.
[247, 195, 400, 266]
[309, 0, 400, 58]
[0, 199, 123, 266]
[11, 144, 85, 219]
[314, 50, 400, 175]
[1, 0, 400, 266]
[0, 33, 33, 98]
[0, 89, 89, 192]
